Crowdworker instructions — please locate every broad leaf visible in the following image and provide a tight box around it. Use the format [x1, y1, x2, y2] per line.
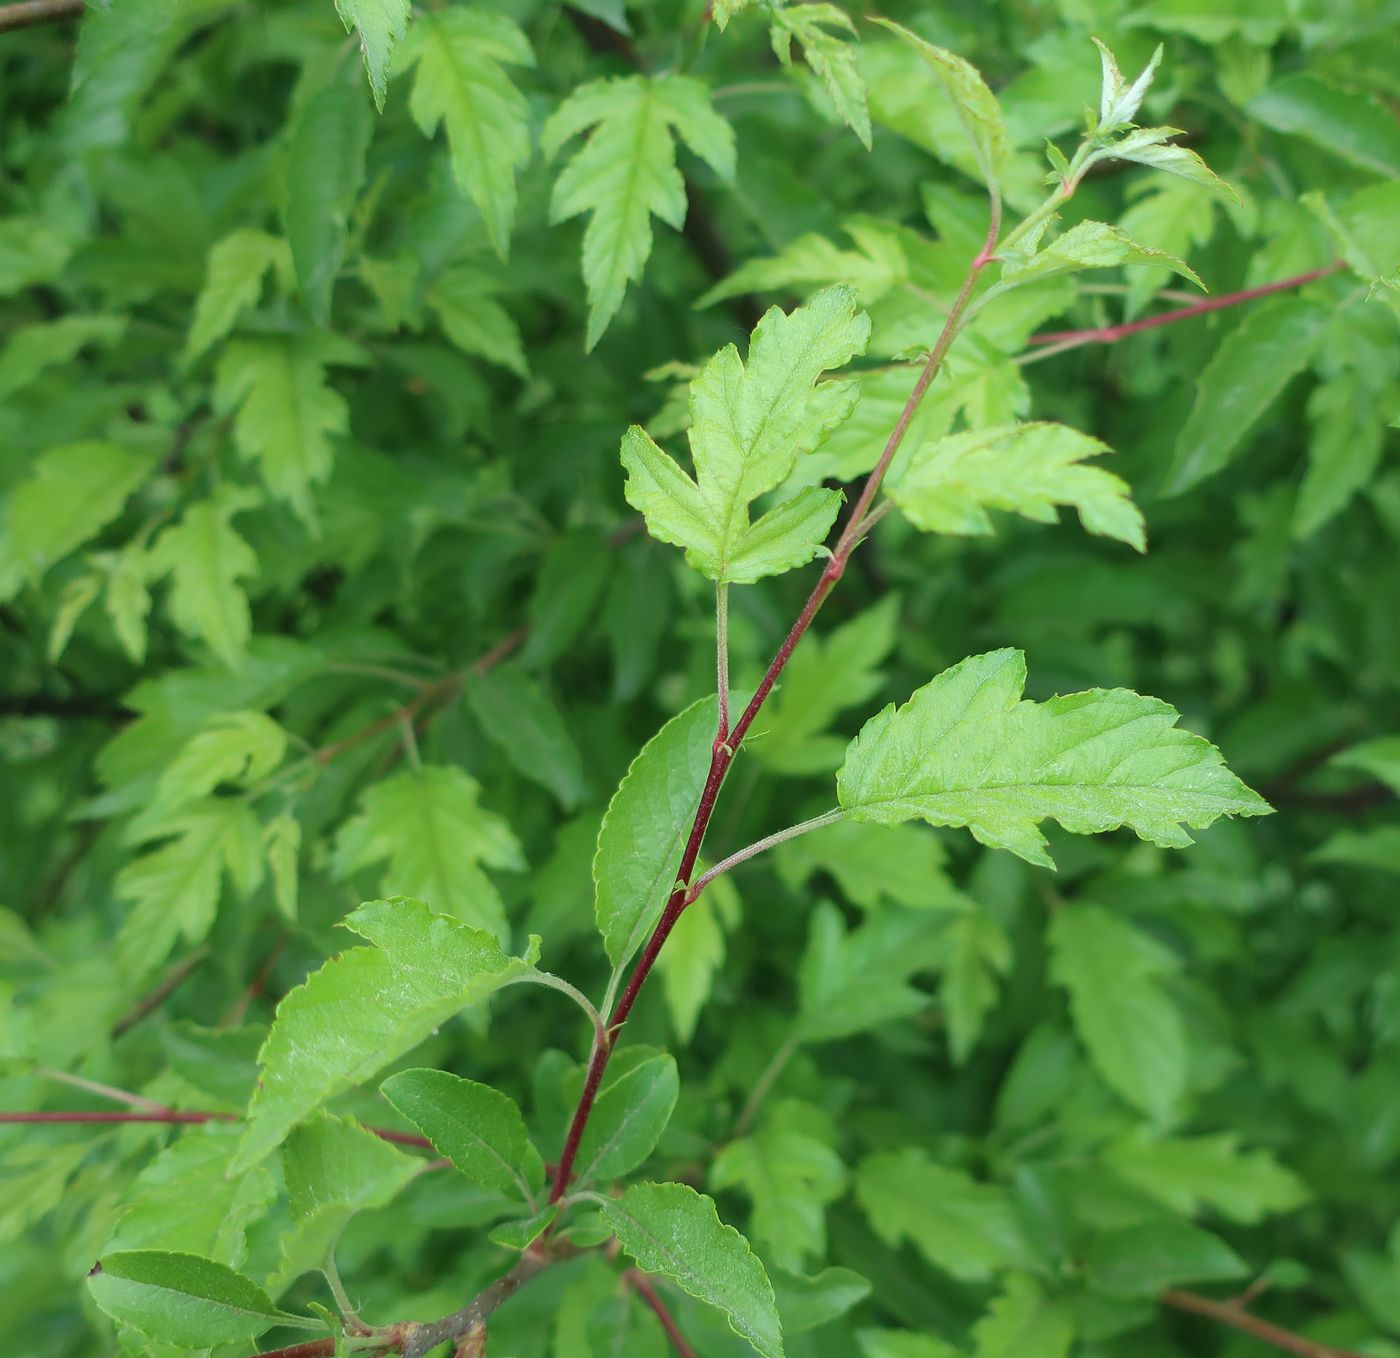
[381, 1067, 531, 1194]
[0, 314, 125, 399]
[1048, 905, 1186, 1120]
[543, 74, 735, 347]
[400, 10, 535, 257]
[594, 697, 717, 968]
[233, 897, 538, 1171]
[776, 818, 960, 910]
[621, 287, 868, 582]
[334, 765, 524, 939]
[574, 1052, 680, 1186]
[1332, 737, 1400, 796]
[600, 1181, 784, 1358]
[890, 422, 1146, 550]
[837, 648, 1270, 868]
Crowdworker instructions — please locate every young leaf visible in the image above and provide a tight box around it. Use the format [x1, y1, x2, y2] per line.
[466, 665, 587, 809]
[855, 1149, 1028, 1282]
[837, 648, 1270, 869]
[274, 1113, 420, 1286]
[185, 229, 290, 362]
[334, 765, 525, 939]
[1102, 127, 1240, 203]
[87, 1251, 293, 1347]
[214, 334, 358, 524]
[599, 1181, 784, 1358]
[233, 897, 539, 1171]
[621, 287, 869, 582]
[711, 1100, 846, 1272]
[871, 20, 1006, 190]
[890, 422, 1146, 551]
[335, 0, 410, 111]
[399, 10, 535, 257]
[658, 873, 737, 1041]
[594, 696, 717, 969]
[769, 5, 871, 150]
[1092, 37, 1162, 134]
[1048, 905, 1186, 1120]
[1165, 297, 1329, 494]
[1000, 220, 1204, 289]
[573, 1052, 680, 1185]
[380, 1068, 531, 1194]
[543, 74, 736, 347]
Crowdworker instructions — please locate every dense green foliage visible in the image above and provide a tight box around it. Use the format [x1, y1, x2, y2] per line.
[2, 1, 1399, 1357]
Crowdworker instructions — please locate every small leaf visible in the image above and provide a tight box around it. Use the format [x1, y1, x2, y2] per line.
[265, 813, 301, 922]
[150, 710, 287, 816]
[574, 1052, 680, 1186]
[466, 665, 587, 809]
[381, 1068, 530, 1193]
[489, 1205, 559, 1250]
[837, 649, 1270, 868]
[1001, 220, 1203, 290]
[770, 5, 870, 149]
[233, 897, 538, 1171]
[427, 267, 528, 376]
[1332, 737, 1400, 796]
[600, 1181, 784, 1358]
[1092, 37, 1161, 133]
[185, 230, 289, 363]
[335, 0, 410, 110]
[891, 421, 1146, 551]
[0, 314, 125, 398]
[87, 1251, 292, 1347]
[1103, 127, 1241, 203]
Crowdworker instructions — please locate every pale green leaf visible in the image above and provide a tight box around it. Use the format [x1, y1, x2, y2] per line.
[233, 896, 538, 1171]
[1091, 37, 1161, 134]
[1332, 737, 1400, 796]
[939, 909, 1011, 1063]
[575, 1053, 680, 1186]
[855, 1149, 1028, 1282]
[600, 1181, 784, 1358]
[711, 1100, 845, 1272]
[87, 1252, 292, 1348]
[859, 1331, 959, 1358]
[658, 873, 736, 1041]
[265, 813, 301, 922]
[466, 666, 586, 808]
[103, 537, 155, 664]
[544, 74, 735, 346]
[594, 696, 717, 969]
[870, 20, 1006, 188]
[891, 421, 1145, 550]
[149, 710, 287, 817]
[770, 5, 870, 149]
[185, 230, 289, 363]
[381, 1067, 530, 1194]
[837, 649, 1270, 868]
[47, 571, 102, 663]
[1104, 127, 1241, 203]
[274, 1113, 420, 1287]
[427, 267, 528, 376]
[1165, 297, 1328, 494]
[335, 0, 410, 110]
[712, 0, 758, 29]
[0, 1142, 89, 1245]
[334, 765, 524, 939]
[621, 286, 868, 581]
[400, 10, 535, 256]
[1049, 905, 1186, 1120]
[971, 1274, 1074, 1358]
[1001, 220, 1204, 290]
[1126, 0, 1287, 43]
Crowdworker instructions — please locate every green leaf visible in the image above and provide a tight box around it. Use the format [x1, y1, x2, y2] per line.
[334, 765, 524, 939]
[543, 74, 736, 347]
[770, 5, 870, 150]
[147, 488, 259, 669]
[1164, 297, 1328, 494]
[426, 267, 528, 376]
[1102, 127, 1240, 203]
[233, 897, 538, 1171]
[1332, 737, 1400, 796]
[939, 909, 1011, 1063]
[185, 230, 289, 362]
[711, 1100, 845, 1272]
[1250, 74, 1400, 179]
[335, 0, 410, 110]
[149, 710, 286, 817]
[0, 314, 125, 399]
[870, 20, 1006, 189]
[796, 901, 938, 1042]
[890, 421, 1146, 551]
[399, 10, 535, 257]
[1103, 1131, 1308, 1223]
[658, 873, 736, 1041]
[621, 287, 868, 582]
[1001, 220, 1203, 290]
[574, 1052, 680, 1186]
[380, 1067, 531, 1194]
[772, 1266, 871, 1334]
[837, 649, 1270, 868]
[466, 665, 587, 809]
[776, 818, 960, 910]
[971, 1274, 1073, 1358]
[0, 442, 152, 600]
[87, 1251, 294, 1347]
[274, 1112, 420, 1286]
[285, 72, 372, 326]
[1091, 37, 1161, 135]
[265, 812, 301, 922]
[859, 1332, 959, 1358]
[214, 335, 357, 524]
[594, 696, 717, 969]
[1048, 905, 1186, 1120]
[1086, 1220, 1248, 1297]
[1294, 374, 1386, 538]
[855, 1149, 1028, 1282]
[490, 1204, 559, 1250]
[600, 1181, 784, 1358]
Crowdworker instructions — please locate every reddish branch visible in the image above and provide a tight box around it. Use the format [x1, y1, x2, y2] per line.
[1028, 261, 1342, 349]
[1161, 1289, 1372, 1358]
[0, 0, 84, 32]
[626, 1272, 696, 1358]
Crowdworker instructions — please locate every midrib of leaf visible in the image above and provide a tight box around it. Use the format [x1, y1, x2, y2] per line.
[601, 83, 660, 312]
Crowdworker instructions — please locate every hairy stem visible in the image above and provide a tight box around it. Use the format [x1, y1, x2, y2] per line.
[1160, 1289, 1371, 1358]
[685, 809, 844, 901]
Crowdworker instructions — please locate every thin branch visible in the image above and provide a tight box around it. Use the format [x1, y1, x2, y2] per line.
[1027, 261, 1342, 351]
[111, 946, 209, 1037]
[1160, 1289, 1372, 1358]
[732, 1035, 798, 1138]
[685, 809, 844, 901]
[626, 1271, 697, 1358]
[36, 1069, 172, 1114]
[0, 0, 85, 32]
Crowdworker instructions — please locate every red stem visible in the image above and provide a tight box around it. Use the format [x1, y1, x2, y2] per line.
[0, 1109, 433, 1149]
[1029, 261, 1341, 348]
[1160, 1289, 1370, 1358]
[546, 197, 1003, 1207]
[626, 1271, 696, 1358]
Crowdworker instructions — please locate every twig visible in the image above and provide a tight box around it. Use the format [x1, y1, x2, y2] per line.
[626, 1271, 696, 1358]
[111, 946, 209, 1037]
[36, 1069, 172, 1114]
[1161, 1289, 1372, 1358]
[731, 1035, 799, 1138]
[0, 0, 85, 35]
